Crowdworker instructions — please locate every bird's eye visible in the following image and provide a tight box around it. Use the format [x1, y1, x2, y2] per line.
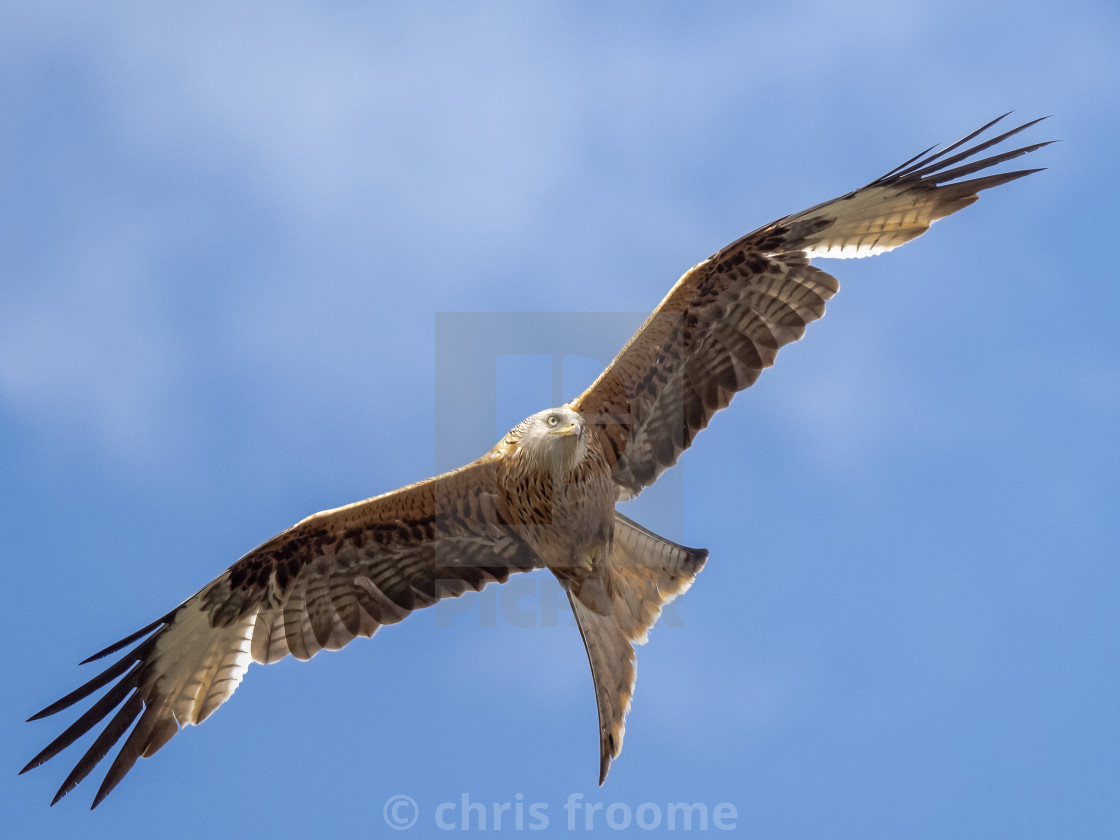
[546, 414, 560, 427]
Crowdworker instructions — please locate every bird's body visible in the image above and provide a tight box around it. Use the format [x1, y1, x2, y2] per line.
[494, 408, 615, 580]
[23, 114, 1051, 808]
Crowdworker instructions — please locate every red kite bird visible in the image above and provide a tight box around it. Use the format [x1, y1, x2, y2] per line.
[23, 114, 1050, 808]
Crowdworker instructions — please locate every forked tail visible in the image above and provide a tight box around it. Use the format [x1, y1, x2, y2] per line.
[562, 513, 707, 784]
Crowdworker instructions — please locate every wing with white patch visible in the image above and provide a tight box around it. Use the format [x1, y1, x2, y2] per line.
[767, 114, 1051, 259]
[21, 459, 537, 808]
[572, 114, 1050, 498]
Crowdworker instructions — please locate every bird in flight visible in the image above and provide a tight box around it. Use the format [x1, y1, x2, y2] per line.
[22, 114, 1050, 808]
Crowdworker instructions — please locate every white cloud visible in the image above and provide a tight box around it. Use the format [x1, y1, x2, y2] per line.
[0, 0, 1105, 471]
[0, 199, 188, 459]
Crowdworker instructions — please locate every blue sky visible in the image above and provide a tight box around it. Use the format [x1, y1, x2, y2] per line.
[3, 1, 1118, 837]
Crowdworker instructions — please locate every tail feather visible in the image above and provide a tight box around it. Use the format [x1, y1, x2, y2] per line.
[563, 513, 707, 785]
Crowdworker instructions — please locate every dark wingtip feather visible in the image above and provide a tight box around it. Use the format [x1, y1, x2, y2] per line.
[79, 614, 169, 665]
[25, 616, 172, 807]
[876, 112, 1013, 182]
[21, 666, 141, 776]
[27, 653, 139, 721]
[49, 692, 145, 807]
[876, 143, 939, 181]
[90, 705, 165, 809]
[922, 141, 1055, 186]
[881, 115, 1051, 188]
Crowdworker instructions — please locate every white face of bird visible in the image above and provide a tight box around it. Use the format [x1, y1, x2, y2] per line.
[511, 406, 588, 472]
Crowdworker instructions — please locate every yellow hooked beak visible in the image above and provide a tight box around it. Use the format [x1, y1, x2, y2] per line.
[550, 418, 584, 440]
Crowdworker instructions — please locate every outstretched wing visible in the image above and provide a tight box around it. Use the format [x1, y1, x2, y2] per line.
[572, 114, 1051, 498]
[22, 458, 537, 808]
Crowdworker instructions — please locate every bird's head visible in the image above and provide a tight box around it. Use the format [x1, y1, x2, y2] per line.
[507, 406, 588, 474]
